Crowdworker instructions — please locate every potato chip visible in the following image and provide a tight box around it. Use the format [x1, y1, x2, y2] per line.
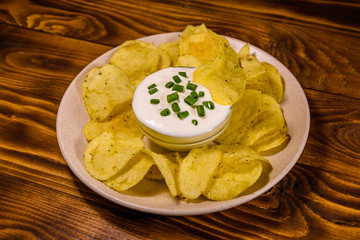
[238, 43, 284, 102]
[193, 38, 246, 105]
[143, 149, 180, 197]
[262, 62, 284, 102]
[83, 101, 142, 141]
[175, 55, 202, 67]
[216, 89, 263, 144]
[240, 93, 288, 152]
[251, 130, 289, 154]
[84, 130, 144, 181]
[82, 64, 135, 121]
[105, 151, 154, 191]
[203, 145, 266, 200]
[160, 41, 178, 66]
[178, 24, 225, 65]
[178, 146, 222, 200]
[110, 40, 171, 87]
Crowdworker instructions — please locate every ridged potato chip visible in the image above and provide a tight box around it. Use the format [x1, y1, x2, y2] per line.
[84, 130, 144, 181]
[110, 40, 171, 87]
[82, 64, 135, 121]
[193, 38, 246, 105]
[83, 101, 142, 141]
[105, 151, 154, 191]
[178, 146, 223, 200]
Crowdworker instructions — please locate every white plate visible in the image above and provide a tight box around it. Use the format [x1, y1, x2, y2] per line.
[56, 33, 310, 216]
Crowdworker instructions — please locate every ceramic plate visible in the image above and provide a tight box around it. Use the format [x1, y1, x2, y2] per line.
[56, 33, 310, 216]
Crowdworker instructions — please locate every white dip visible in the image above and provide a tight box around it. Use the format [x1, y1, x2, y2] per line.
[132, 67, 232, 147]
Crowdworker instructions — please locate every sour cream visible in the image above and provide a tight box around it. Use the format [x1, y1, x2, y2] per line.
[132, 67, 232, 151]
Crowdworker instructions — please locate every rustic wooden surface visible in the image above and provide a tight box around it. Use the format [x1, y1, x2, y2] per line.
[0, 0, 359, 239]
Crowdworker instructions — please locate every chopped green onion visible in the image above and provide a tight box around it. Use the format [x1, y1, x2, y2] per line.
[150, 99, 160, 104]
[160, 108, 171, 116]
[172, 84, 184, 92]
[190, 91, 199, 99]
[198, 91, 205, 97]
[179, 72, 187, 78]
[203, 101, 215, 109]
[184, 95, 198, 106]
[196, 105, 205, 117]
[167, 92, 179, 103]
[171, 102, 180, 112]
[165, 81, 174, 88]
[172, 75, 181, 83]
[148, 83, 157, 90]
[148, 88, 158, 95]
[186, 82, 197, 91]
[192, 119, 198, 126]
[177, 111, 189, 120]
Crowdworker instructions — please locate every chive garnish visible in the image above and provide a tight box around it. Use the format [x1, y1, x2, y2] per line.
[167, 92, 179, 103]
[172, 84, 184, 92]
[173, 75, 181, 83]
[192, 119, 198, 126]
[179, 72, 187, 78]
[171, 102, 180, 112]
[203, 101, 215, 109]
[160, 108, 171, 116]
[190, 91, 199, 99]
[148, 88, 158, 95]
[148, 83, 157, 90]
[184, 95, 198, 106]
[186, 82, 197, 91]
[196, 105, 205, 117]
[177, 111, 189, 120]
[198, 91, 205, 97]
[150, 99, 160, 104]
[165, 81, 174, 88]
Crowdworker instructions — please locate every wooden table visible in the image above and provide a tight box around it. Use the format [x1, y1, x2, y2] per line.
[1, 0, 359, 239]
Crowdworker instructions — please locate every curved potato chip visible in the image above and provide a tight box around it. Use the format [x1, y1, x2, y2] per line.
[193, 38, 246, 105]
[160, 41, 178, 66]
[110, 40, 168, 87]
[216, 89, 263, 144]
[240, 94, 288, 152]
[82, 64, 134, 121]
[84, 131, 144, 181]
[178, 24, 223, 65]
[238, 43, 284, 102]
[203, 145, 266, 200]
[178, 146, 222, 200]
[262, 62, 284, 102]
[143, 149, 180, 197]
[83, 101, 142, 141]
[105, 151, 154, 191]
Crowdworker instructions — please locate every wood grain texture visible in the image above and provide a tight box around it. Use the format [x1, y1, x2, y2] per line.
[0, 0, 359, 239]
[1, 0, 359, 99]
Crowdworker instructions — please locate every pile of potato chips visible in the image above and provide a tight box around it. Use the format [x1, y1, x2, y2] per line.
[81, 24, 289, 201]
